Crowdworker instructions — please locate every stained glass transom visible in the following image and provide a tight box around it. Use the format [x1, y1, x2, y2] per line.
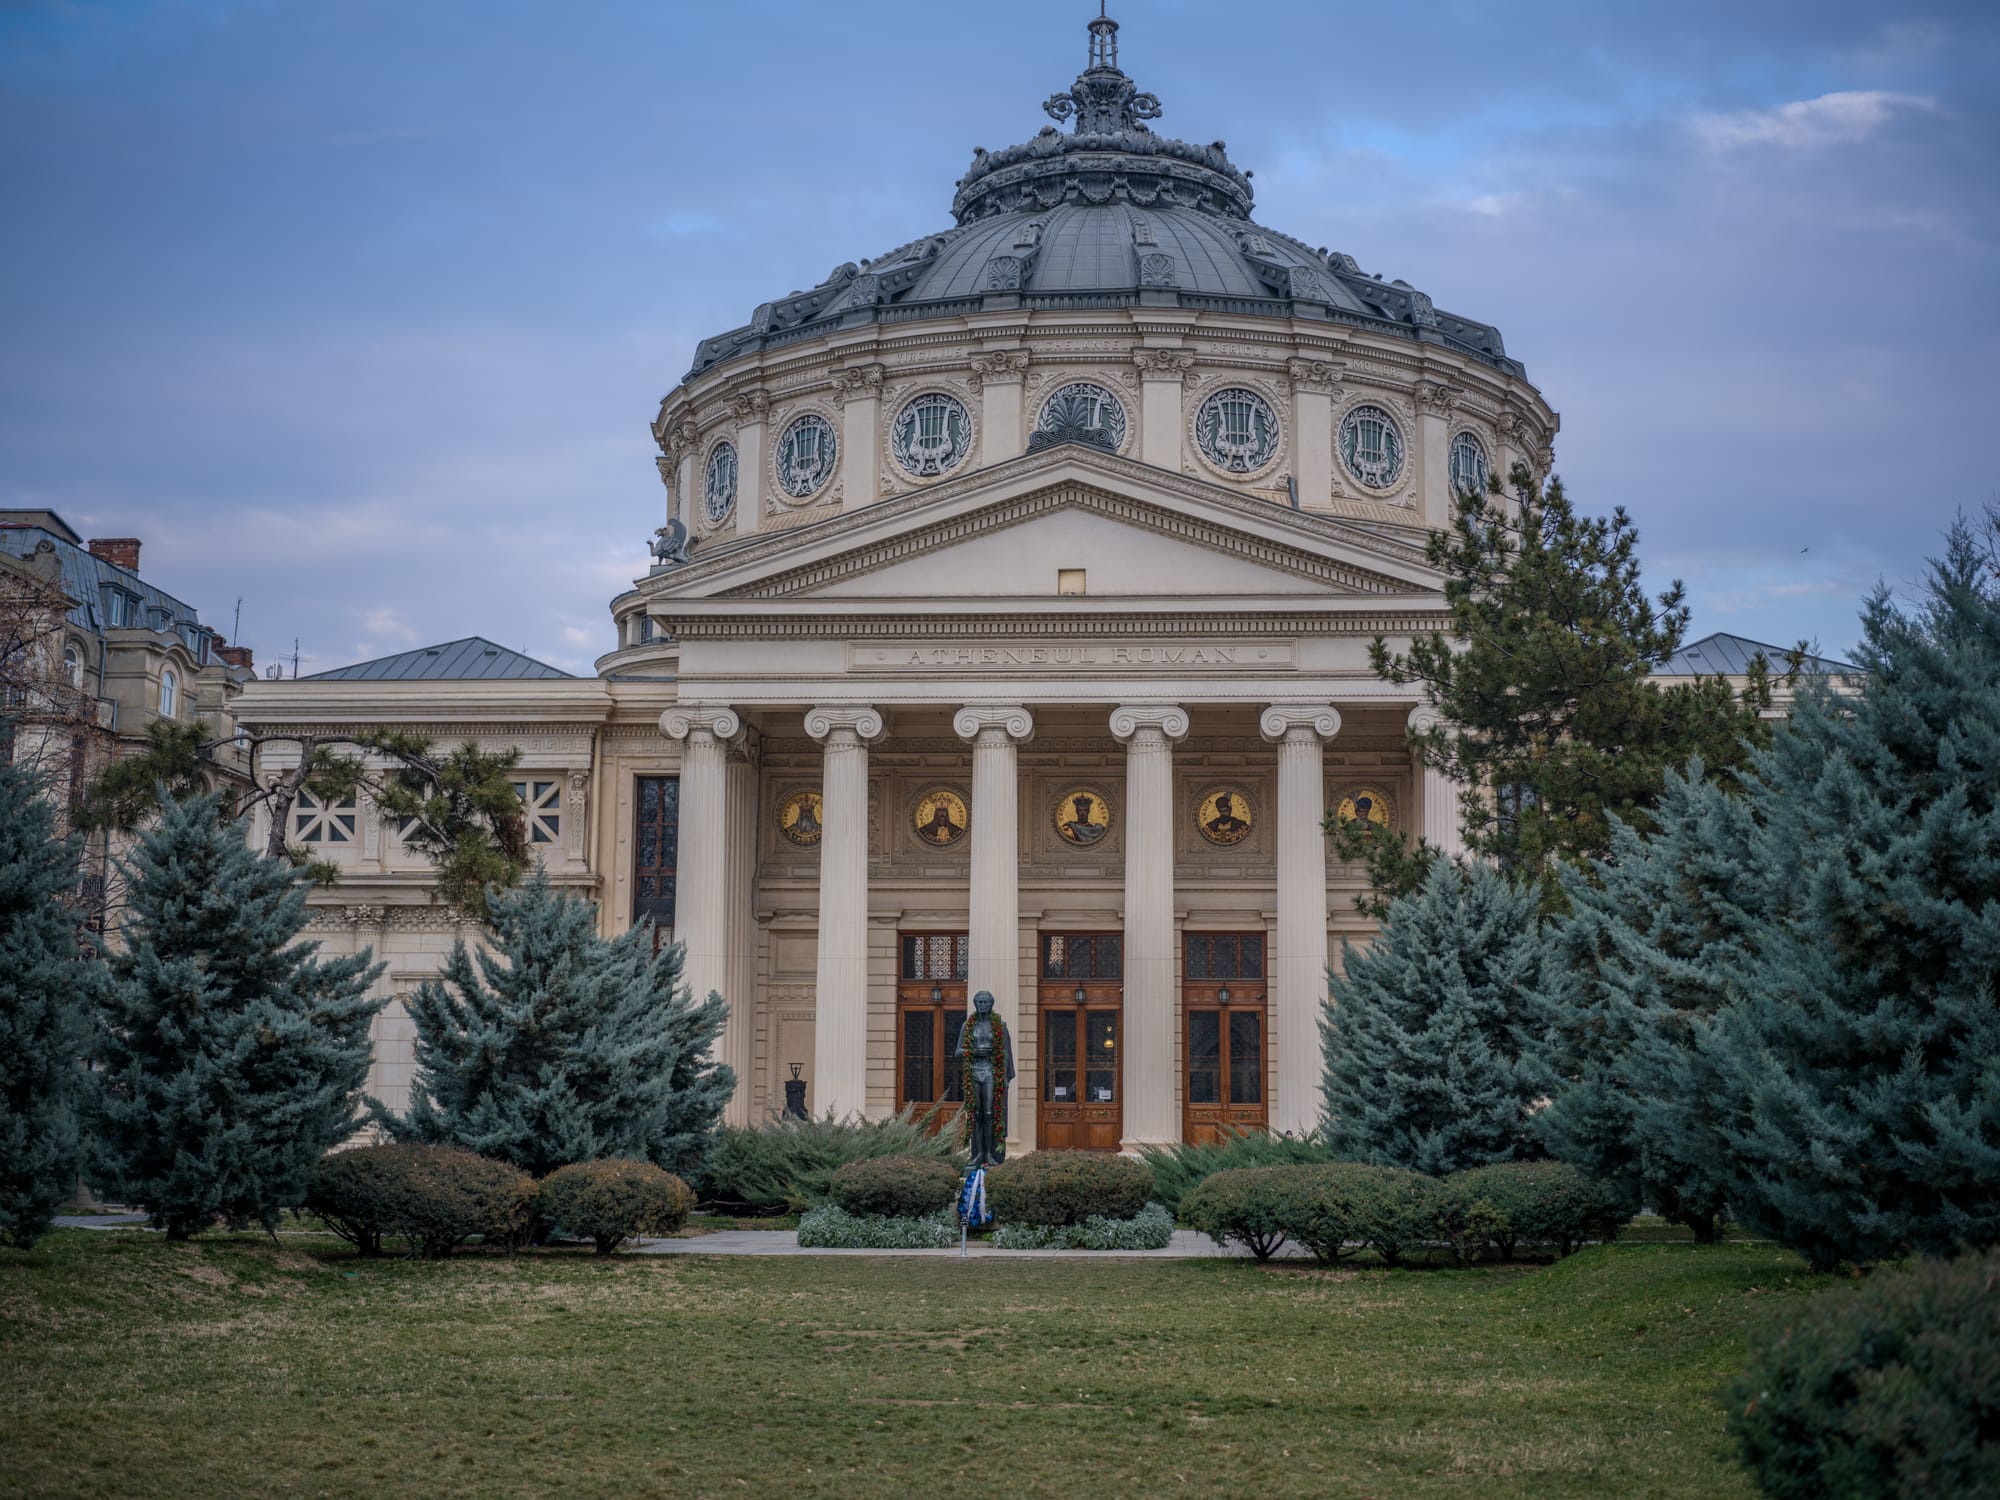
[703, 441, 738, 523]
[1184, 933, 1265, 981]
[1041, 934, 1123, 980]
[775, 413, 838, 498]
[891, 392, 974, 477]
[1194, 386, 1280, 474]
[1449, 431, 1489, 496]
[1037, 382, 1127, 449]
[900, 933, 970, 981]
[1340, 404, 1406, 488]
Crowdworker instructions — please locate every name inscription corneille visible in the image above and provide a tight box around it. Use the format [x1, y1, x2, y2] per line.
[853, 640, 1297, 672]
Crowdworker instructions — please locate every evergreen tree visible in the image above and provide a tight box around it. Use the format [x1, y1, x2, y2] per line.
[1535, 763, 1762, 1241]
[1699, 522, 2000, 1268]
[1321, 860, 1552, 1175]
[89, 793, 382, 1238]
[0, 757, 98, 1249]
[391, 871, 732, 1177]
[1329, 470, 1784, 911]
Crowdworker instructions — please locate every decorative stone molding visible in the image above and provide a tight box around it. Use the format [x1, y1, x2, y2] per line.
[305, 903, 476, 933]
[1260, 703, 1343, 743]
[565, 770, 589, 861]
[952, 704, 1036, 744]
[662, 415, 698, 462]
[1186, 375, 1290, 482]
[966, 350, 1031, 391]
[660, 704, 744, 745]
[803, 705, 887, 746]
[1131, 348, 1196, 382]
[1108, 704, 1190, 743]
[654, 454, 675, 493]
[729, 390, 771, 426]
[1286, 357, 1344, 391]
[828, 364, 885, 409]
[1416, 379, 1461, 415]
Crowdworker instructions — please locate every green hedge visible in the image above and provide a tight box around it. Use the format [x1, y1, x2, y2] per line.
[1445, 1162, 1628, 1260]
[990, 1202, 1174, 1250]
[1136, 1129, 1333, 1213]
[830, 1154, 963, 1220]
[1180, 1167, 1295, 1260]
[987, 1151, 1152, 1227]
[698, 1109, 962, 1214]
[795, 1204, 958, 1249]
[536, 1159, 693, 1254]
[1725, 1251, 2000, 1499]
[1284, 1163, 1446, 1266]
[305, 1143, 533, 1258]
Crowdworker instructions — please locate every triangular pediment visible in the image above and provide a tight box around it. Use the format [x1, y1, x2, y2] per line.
[646, 445, 1440, 606]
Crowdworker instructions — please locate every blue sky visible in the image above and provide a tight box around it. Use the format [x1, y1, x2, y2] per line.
[3, 0, 1995, 673]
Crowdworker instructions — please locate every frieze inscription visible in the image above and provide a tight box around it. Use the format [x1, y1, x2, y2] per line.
[853, 640, 1296, 672]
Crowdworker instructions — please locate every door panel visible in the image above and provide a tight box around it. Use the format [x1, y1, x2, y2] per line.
[1182, 932, 1269, 1144]
[895, 931, 969, 1132]
[1037, 932, 1124, 1151]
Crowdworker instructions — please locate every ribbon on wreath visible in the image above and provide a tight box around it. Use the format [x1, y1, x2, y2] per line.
[957, 1166, 990, 1229]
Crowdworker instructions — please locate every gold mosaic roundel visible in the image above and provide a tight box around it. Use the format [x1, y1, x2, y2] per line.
[1194, 785, 1256, 847]
[1052, 786, 1113, 847]
[777, 788, 824, 847]
[1334, 785, 1394, 830]
[912, 786, 969, 848]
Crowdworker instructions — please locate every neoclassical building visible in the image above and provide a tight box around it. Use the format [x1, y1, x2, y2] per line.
[238, 13, 1565, 1150]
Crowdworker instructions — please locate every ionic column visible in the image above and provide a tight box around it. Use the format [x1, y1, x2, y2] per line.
[1416, 379, 1457, 529]
[720, 728, 762, 1125]
[1110, 704, 1189, 1148]
[952, 707, 1035, 1043]
[659, 705, 742, 1092]
[1132, 349, 1194, 470]
[1409, 705, 1467, 860]
[1287, 358, 1343, 510]
[804, 705, 886, 1119]
[1261, 704, 1342, 1137]
[731, 389, 769, 538]
[833, 364, 883, 513]
[970, 352, 1030, 466]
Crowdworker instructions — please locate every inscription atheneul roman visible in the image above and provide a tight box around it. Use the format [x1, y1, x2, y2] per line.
[855, 640, 1296, 671]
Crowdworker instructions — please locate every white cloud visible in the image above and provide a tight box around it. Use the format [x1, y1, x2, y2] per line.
[1692, 91, 1936, 151]
[357, 606, 419, 644]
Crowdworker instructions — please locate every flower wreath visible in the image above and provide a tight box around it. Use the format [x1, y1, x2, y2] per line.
[958, 1012, 1011, 1151]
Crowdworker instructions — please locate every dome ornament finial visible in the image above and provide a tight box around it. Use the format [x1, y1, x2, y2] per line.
[1043, 4, 1161, 134]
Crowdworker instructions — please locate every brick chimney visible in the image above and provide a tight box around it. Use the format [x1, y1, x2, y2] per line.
[87, 537, 141, 573]
[217, 644, 254, 670]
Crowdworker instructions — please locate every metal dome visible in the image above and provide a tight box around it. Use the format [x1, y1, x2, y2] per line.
[683, 12, 1520, 383]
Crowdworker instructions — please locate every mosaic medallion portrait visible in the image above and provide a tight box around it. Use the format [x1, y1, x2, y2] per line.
[1193, 785, 1256, 847]
[1332, 785, 1395, 831]
[1051, 786, 1113, 848]
[911, 786, 970, 849]
[777, 788, 825, 847]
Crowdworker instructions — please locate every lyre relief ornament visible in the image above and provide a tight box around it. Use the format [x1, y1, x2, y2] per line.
[911, 787, 970, 849]
[1334, 786, 1394, 831]
[1194, 785, 1256, 847]
[777, 789, 825, 847]
[1053, 786, 1113, 847]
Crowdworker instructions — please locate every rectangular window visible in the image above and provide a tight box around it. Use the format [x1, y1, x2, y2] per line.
[106, 592, 126, 628]
[633, 775, 679, 930]
[1228, 1011, 1263, 1105]
[1188, 1011, 1221, 1105]
[1041, 933, 1122, 980]
[902, 1011, 936, 1104]
[1044, 1010, 1078, 1102]
[1084, 1011, 1118, 1103]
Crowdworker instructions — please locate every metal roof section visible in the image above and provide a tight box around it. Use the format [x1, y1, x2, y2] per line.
[303, 636, 574, 682]
[0, 517, 210, 644]
[1656, 632, 1858, 677]
[683, 11, 1519, 382]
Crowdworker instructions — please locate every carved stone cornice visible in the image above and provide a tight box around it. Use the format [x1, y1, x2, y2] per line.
[1260, 703, 1343, 743]
[967, 351, 1031, 391]
[1108, 704, 1190, 743]
[829, 364, 885, 409]
[952, 704, 1036, 744]
[304, 903, 477, 933]
[667, 609, 1454, 641]
[803, 705, 887, 746]
[1286, 357, 1345, 392]
[1131, 348, 1196, 382]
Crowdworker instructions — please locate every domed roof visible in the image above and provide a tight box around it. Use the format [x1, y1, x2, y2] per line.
[683, 12, 1521, 383]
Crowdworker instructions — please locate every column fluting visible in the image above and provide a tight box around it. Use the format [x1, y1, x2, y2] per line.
[1110, 703, 1189, 1148]
[1261, 704, 1342, 1137]
[659, 705, 742, 1103]
[804, 705, 885, 1119]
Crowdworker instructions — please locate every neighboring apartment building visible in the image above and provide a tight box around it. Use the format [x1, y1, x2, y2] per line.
[0, 509, 255, 918]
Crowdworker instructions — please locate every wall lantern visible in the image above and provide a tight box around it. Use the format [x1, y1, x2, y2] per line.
[930, 981, 944, 1006]
[1217, 983, 1232, 1006]
[1073, 983, 1087, 1006]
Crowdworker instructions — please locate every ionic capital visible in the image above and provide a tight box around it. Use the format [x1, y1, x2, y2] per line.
[1260, 703, 1342, 744]
[660, 704, 743, 746]
[804, 705, 887, 747]
[1286, 357, 1345, 392]
[1109, 704, 1190, 744]
[967, 351, 1031, 391]
[1407, 703, 1453, 738]
[1131, 348, 1196, 383]
[829, 363, 885, 408]
[729, 389, 772, 426]
[953, 704, 1035, 745]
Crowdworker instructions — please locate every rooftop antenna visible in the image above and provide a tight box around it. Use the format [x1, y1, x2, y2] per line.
[232, 596, 242, 641]
[1088, 2, 1117, 70]
[292, 637, 300, 680]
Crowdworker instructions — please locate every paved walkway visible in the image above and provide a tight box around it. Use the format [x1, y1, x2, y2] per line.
[636, 1228, 1291, 1259]
[53, 1213, 152, 1231]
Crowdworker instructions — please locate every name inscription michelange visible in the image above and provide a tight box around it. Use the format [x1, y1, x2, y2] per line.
[853, 639, 1296, 672]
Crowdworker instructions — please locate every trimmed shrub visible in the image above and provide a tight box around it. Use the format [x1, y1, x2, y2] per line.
[698, 1109, 962, 1214]
[796, 1204, 958, 1249]
[830, 1154, 962, 1220]
[1135, 1128, 1333, 1214]
[991, 1202, 1174, 1251]
[1446, 1161, 1629, 1260]
[536, 1159, 693, 1254]
[305, 1143, 532, 1259]
[1725, 1252, 2000, 1499]
[987, 1151, 1151, 1227]
[1279, 1162, 1448, 1267]
[1181, 1167, 1293, 1260]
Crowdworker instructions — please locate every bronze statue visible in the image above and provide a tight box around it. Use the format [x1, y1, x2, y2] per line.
[953, 989, 1015, 1166]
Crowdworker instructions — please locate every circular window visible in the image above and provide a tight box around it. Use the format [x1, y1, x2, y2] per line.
[1194, 386, 1281, 474]
[774, 413, 838, 498]
[891, 392, 974, 477]
[1037, 382, 1127, 451]
[1340, 404, 1406, 489]
[1449, 431, 1489, 497]
[703, 441, 738, 523]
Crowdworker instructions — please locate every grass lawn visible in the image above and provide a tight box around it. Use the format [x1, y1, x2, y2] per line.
[1, 1230, 1818, 1499]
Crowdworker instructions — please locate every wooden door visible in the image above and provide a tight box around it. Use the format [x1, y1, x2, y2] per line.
[895, 932, 968, 1132]
[1037, 932, 1123, 1151]
[1182, 932, 1269, 1144]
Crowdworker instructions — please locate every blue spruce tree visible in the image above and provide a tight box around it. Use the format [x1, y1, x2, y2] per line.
[1321, 860, 1551, 1174]
[1700, 522, 2000, 1267]
[89, 793, 383, 1238]
[1535, 764, 1762, 1240]
[0, 757, 99, 1249]
[393, 871, 732, 1177]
